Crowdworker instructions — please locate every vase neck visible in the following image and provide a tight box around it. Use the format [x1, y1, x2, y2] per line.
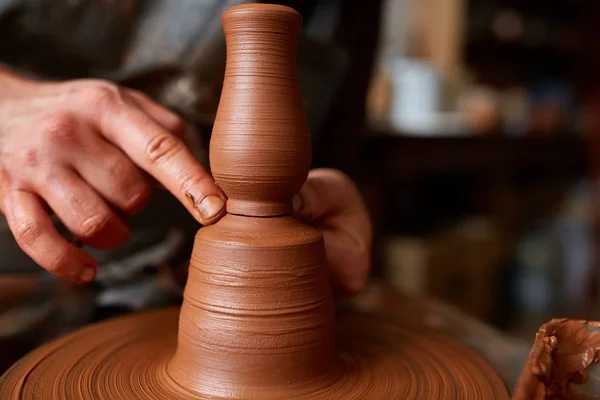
[209, 5, 311, 217]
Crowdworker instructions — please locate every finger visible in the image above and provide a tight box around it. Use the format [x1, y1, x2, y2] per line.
[124, 89, 186, 138]
[2, 189, 97, 283]
[323, 229, 371, 295]
[91, 99, 226, 225]
[293, 168, 372, 294]
[34, 169, 131, 249]
[72, 131, 151, 214]
[293, 169, 368, 224]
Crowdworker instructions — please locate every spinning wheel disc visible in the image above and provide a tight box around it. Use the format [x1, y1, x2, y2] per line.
[0, 291, 509, 399]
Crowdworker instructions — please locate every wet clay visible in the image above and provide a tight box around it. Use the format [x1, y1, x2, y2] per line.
[0, 286, 509, 399]
[0, 4, 509, 399]
[167, 214, 338, 397]
[167, 6, 334, 394]
[209, 4, 311, 217]
[513, 319, 600, 400]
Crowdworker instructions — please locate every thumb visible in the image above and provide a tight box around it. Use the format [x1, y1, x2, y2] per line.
[293, 168, 361, 221]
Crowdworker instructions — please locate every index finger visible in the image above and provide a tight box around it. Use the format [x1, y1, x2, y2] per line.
[92, 97, 226, 225]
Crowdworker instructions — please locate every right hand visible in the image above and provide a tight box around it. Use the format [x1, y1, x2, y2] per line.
[0, 71, 226, 283]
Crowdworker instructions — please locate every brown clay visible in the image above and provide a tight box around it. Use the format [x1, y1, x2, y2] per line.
[210, 4, 311, 217]
[167, 214, 338, 397]
[0, 286, 509, 399]
[513, 319, 600, 400]
[0, 4, 510, 399]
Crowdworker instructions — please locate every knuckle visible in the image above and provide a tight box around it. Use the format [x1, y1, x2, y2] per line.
[64, 190, 86, 214]
[105, 156, 128, 181]
[40, 114, 79, 145]
[179, 171, 210, 196]
[78, 212, 110, 239]
[104, 158, 150, 213]
[10, 148, 40, 170]
[144, 133, 182, 165]
[13, 219, 43, 248]
[20, 148, 40, 168]
[81, 82, 122, 110]
[47, 250, 70, 274]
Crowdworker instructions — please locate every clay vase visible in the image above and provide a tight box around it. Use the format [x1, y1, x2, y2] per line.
[167, 5, 336, 397]
[208, 4, 311, 217]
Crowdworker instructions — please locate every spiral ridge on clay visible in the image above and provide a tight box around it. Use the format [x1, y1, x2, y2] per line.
[210, 4, 311, 217]
[166, 215, 337, 398]
[0, 287, 510, 400]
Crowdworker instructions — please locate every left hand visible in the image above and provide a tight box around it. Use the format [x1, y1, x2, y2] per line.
[293, 168, 372, 295]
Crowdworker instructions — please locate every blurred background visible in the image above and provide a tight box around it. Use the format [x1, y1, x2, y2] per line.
[1, 0, 599, 380]
[358, 0, 597, 340]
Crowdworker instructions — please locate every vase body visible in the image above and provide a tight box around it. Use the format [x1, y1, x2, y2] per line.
[209, 4, 311, 217]
[167, 215, 336, 398]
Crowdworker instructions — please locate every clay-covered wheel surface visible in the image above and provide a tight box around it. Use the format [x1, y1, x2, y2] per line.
[0, 297, 509, 399]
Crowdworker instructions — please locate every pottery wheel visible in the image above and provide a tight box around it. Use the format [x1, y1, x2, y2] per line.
[0, 287, 508, 399]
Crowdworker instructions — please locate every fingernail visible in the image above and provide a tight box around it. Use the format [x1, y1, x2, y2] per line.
[292, 195, 303, 213]
[80, 267, 96, 283]
[197, 195, 226, 222]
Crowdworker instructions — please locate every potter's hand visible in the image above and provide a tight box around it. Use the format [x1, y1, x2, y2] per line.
[0, 70, 226, 283]
[293, 169, 372, 295]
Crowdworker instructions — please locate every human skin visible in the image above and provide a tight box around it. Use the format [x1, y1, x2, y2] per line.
[293, 169, 371, 294]
[0, 68, 370, 294]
